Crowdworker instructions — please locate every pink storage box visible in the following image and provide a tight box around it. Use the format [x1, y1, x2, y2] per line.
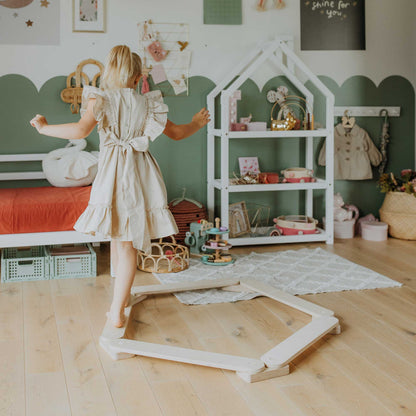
[334, 219, 355, 239]
[361, 221, 388, 241]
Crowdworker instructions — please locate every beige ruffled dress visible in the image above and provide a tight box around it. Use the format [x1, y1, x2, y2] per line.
[74, 86, 178, 252]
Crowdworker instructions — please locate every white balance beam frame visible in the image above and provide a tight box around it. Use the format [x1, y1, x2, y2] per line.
[99, 277, 340, 383]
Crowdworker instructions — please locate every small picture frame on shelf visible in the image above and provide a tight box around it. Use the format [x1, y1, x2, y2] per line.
[73, 0, 106, 33]
[239, 157, 260, 176]
[229, 201, 251, 237]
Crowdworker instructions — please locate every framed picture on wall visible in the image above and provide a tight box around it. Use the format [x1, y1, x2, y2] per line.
[73, 0, 106, 32]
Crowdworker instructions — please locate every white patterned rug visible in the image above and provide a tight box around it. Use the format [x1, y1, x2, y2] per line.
[154, 248, 401, 305]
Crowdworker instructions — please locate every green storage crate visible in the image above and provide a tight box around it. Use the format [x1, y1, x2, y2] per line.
[1, 246, 49, 283]
[46, 243, 96, 279]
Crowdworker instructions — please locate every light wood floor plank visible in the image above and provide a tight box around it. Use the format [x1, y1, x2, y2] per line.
[0, 282, 25, 416]
[52, 292, 117, 416]
[2, 238, 416, 414]
[26, 372, 71, 416]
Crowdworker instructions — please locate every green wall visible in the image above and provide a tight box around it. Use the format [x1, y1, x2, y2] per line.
[0, 74, 414, 222]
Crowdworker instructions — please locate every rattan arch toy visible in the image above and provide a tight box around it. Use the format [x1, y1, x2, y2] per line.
[137, 236, 189, 273]
[60, 58, 104, 114]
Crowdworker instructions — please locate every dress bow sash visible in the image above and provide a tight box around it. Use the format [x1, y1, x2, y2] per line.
[103, 134, 149, 152]
[103, 132, 152, 252]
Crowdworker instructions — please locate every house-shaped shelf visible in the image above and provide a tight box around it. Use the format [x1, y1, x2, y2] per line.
[206, 36, 335, 246]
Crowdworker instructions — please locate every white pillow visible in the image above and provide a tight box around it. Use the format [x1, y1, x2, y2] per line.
[43, 139, 98, 187]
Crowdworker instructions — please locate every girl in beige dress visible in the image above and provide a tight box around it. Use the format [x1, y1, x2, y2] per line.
[30, 45, 210, 327]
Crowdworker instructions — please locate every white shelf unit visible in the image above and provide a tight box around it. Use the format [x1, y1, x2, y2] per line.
[206, 37, 335, 246]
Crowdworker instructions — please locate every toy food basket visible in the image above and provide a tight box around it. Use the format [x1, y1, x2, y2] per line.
[137, 236, 189, 273]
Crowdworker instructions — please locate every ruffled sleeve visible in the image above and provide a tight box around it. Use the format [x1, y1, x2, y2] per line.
[142, 90, 168, 141]
[80, 86, 111, 129]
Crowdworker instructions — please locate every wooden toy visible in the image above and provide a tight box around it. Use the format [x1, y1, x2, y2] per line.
[259, 172, 279, 184]
[137, 236, 189, 273]
[281, 167, 316, 183]
[99, 277, 340, 383]
[184, 220, 213, 254]
[271, 215, 319, 236]
[201, 218, 235, 266]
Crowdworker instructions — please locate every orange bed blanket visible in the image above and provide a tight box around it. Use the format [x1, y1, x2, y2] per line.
[0, 186, 91, 234]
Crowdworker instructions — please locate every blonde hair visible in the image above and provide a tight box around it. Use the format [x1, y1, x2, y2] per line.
[101, 45, 142, 90]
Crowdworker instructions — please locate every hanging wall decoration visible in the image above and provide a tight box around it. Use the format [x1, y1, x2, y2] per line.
[301, 0, 365, 50]
[0, 0, 59, 44]
[60, 58, 104, 114]
[138, 20, 190, 96]
[73, 0, 105, 32]
[257, 0, 285, 12]
[203, 0, 242, 24]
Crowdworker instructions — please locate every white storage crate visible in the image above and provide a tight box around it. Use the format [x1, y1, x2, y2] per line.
[1, 246, 49, 283]
[46, 243, 96, 279]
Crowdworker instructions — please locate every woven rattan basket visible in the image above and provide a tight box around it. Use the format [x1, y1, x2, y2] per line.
[137, 236, 189, 273]
[379, 192, 416, 240]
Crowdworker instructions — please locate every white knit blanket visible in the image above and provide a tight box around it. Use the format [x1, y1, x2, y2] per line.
[154, 248, 401, 305]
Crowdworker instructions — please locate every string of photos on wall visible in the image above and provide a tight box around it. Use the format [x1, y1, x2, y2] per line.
[138, 20, 190, 96]
[301, 0, 365, 50]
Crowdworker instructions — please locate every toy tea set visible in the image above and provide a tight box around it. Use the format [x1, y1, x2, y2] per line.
[201, 218, 234, 265]
[186, 218, 235, 266]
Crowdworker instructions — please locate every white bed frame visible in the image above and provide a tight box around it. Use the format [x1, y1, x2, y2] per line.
[0, 153, 110, 248]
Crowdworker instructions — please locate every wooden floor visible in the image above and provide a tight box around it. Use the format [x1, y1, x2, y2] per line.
[1, 237, 416, 416]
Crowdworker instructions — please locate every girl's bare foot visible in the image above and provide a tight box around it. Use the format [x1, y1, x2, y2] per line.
[106, 309, 125, 328]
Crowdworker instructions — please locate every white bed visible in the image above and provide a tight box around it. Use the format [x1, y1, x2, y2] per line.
[0, 153, 110, 248]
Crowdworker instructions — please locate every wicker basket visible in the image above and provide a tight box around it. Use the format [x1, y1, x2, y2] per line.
[379, 192, 416, 240]
[137, 236, 189, 273]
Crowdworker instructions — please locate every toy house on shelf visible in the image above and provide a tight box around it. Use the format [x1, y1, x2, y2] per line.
[206, 36, 335, 246]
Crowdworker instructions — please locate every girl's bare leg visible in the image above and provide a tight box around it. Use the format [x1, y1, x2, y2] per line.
[110, 240, 130, 307]
[110, 240, 118, 278]
[108, 241, 137, 327]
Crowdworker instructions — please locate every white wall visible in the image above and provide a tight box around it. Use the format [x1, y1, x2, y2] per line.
[0, 0, 414, 90]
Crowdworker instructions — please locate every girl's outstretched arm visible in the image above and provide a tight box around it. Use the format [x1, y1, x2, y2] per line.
[163, 108, 210, 141]
[30, 99, 98, 140]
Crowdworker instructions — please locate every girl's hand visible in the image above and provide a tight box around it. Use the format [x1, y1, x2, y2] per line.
[30, 114, 48, 133]
[192, 108, 211, 129]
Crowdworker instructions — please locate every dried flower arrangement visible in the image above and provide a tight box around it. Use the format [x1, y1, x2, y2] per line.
[378, 169, 416, 197]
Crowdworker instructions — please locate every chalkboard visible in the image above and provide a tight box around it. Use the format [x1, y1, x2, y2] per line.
[301, 0, 365, 50]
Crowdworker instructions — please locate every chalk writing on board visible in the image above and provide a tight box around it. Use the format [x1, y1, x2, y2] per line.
[305, 0, 356, 20]
[301, 0, 365, 50]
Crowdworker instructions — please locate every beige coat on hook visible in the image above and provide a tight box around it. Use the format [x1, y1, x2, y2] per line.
[319, 124, 382, 180]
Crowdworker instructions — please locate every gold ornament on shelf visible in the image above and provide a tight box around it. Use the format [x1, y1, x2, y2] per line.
[270, 95, 314, 131]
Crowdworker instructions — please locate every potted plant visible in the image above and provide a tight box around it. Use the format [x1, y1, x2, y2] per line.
[378, 169, 416, 239]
